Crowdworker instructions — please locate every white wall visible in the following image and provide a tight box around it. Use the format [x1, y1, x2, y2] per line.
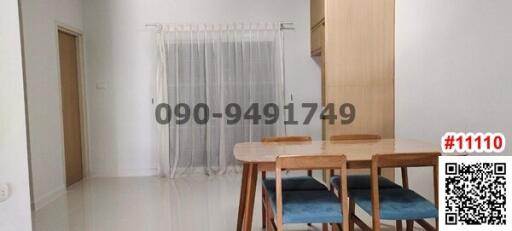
[20, 0, 83, 209]
[83, 0, 321, 177]
[0, 0, 33, 230]
[396, 0, 512, 200]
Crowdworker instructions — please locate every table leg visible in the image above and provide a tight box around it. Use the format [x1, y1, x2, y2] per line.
[236, 163, 250, 231]
[242, 163, 258, 231]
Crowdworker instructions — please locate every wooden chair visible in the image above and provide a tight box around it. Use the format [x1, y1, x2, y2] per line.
[349, 153, 440, 231]
[262, 136, 314, 177]
[266, 154, 349, 231]
[329, 134, 399, 192]
[329, 134, 402, 230]
[261, 136, 321, 229]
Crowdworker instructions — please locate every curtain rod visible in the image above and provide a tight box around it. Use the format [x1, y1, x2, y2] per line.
[144, 22, 295, 31]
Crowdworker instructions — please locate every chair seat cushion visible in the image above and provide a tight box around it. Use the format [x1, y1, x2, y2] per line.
[330, 175, 401, 191]
[262, 176, 327, 192]
[267, 190, 343, 224]
[349, 188, 438, 220]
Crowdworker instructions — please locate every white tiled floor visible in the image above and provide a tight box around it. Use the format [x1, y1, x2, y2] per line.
[33, 175, 422, 231]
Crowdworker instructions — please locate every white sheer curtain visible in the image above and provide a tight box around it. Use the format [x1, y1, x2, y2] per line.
[155, 23, 285, 177]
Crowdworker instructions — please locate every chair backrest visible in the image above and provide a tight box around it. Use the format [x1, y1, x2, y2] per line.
[262, 136, 313, 177]
[374, 153, 438, 168]
[329, 134, 381, 141]
[276, 155, 346, 170]
[329, 134, 381, 176]
[261, 135, 312, 143]
[274, 154, 349, 231]
[369, 152, 440, 226]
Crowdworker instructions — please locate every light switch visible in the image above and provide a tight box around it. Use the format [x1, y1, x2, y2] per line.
[0, 183, 9, 203]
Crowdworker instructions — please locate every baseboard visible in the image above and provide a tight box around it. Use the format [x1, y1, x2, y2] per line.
[32, 185, 66, 211]
[89, 167, 159, 178]
[88, 166, 242, 178]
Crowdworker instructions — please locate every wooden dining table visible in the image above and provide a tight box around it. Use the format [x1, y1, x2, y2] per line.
[233, 138, 440, 231]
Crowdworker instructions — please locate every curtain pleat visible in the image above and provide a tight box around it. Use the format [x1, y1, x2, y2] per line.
[156, 23, 285, 177]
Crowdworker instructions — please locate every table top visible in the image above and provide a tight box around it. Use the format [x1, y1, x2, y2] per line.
[234, 139, 440, 163]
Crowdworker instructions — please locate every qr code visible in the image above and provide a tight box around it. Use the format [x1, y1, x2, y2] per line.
[440, 156, 512, 231]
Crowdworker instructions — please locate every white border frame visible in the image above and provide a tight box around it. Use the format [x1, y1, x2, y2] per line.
[54, 21, 90, 183]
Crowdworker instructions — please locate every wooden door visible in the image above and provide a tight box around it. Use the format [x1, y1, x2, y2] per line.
[58, 30, 83, 187]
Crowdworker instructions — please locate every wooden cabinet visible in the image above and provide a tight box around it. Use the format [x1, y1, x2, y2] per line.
[311, 0, 395, 179]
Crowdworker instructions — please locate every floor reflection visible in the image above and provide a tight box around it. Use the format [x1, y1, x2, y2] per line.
[34, 175, 420, 231]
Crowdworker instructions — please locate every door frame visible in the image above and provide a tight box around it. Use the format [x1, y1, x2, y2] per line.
[55, 22, 90, 182]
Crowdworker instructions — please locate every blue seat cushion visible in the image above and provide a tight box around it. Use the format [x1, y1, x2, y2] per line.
[331, 175, 401, 191]
[267, 190, 343, 224]
[263, 176, 327, 192]
[349, 188, 438, 220]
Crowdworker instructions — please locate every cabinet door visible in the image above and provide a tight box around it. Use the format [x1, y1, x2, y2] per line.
[324, 0, 395, 138]
[310, 0, 325, 28]
[323, 0, 395, 177]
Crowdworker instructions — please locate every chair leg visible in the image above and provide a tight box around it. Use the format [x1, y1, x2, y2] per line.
[353, 214, 372, 231]
[406, 220, 414, 231]
[373, 220, 381, 231]
[349, 199, 355, 231]
[265, 196, 273, 231]
[262, 190, 266, 229]
[262, 172, 267, 229]
[322, 223, 328, 231]
[415, 219, 435, 231]
[396, 220, 402, 231]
